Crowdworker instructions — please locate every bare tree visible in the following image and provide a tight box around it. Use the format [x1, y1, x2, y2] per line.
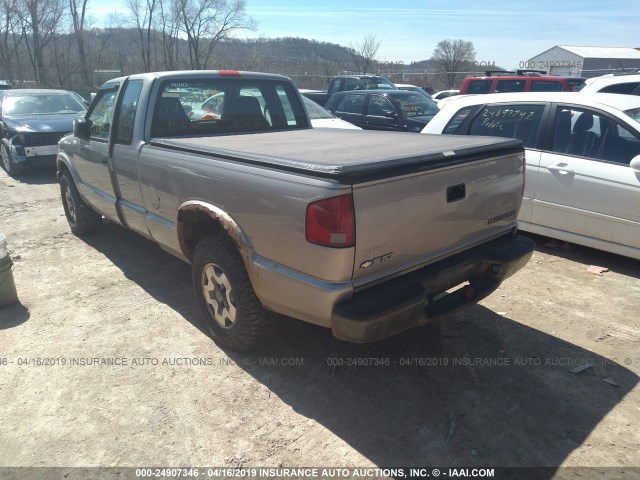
[175, 0, 255, 70]
[158, 0, 181, 70]
[69, 0, 91, 86]
[126, 0, 159, 72]
[349, 33, 380, 74]
[432, 39, 475, 89]
[18, 0, 66, 86]
[0, 0, 25, 82]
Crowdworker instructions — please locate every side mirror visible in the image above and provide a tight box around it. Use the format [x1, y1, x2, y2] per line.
[631, 155, 640, 173]
[74, 117, 91, 140]
[384, 110, 397, 118]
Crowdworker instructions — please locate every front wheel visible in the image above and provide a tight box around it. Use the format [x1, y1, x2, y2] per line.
[1, 142, 26, 176]
[59, 170, 102, 235]
[192, 235, 275, 351]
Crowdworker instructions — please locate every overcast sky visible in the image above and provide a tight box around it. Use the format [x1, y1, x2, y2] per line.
[92, 0, 640, 70]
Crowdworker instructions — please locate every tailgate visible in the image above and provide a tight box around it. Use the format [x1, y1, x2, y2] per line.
[352, 145, 524, 283]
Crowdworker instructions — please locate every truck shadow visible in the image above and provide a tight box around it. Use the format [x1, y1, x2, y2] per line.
[10, 166, 58, 185]
[81, 221, 638, 473]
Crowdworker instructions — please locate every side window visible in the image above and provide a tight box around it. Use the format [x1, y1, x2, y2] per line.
[467, 80, 491, 94]
[335, 94, 365, 114]
[115, 80, 143, 144]
[366, 95, 394, 116]
[329, 78, 341, 93]
[496, 80, 525, 93]
[552, 106, 640, 164]
[531, 81, 563, 92]
[443, 106, 474, 134]
[88, 89, 118, 140]
[600, 82, 640, 95]
[468, 104, 545, 148]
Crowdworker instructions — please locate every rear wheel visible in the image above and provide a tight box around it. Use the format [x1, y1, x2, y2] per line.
[1, 142, 26, 176]
[192, 234, 275, 351]
[59, 170, 102, 235]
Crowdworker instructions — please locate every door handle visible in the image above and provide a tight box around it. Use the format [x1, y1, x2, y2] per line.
[547, 164, 574, 174]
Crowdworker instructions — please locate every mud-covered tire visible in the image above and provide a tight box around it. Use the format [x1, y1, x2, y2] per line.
[1, 141, 26, 176]
[193, 235, 274, 352]
[59, 170, 102, 235]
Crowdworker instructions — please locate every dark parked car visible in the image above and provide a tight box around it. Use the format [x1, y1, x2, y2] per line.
[0, 89, 87, 175]
[0, 81, 12, 90]
[324, 90, 440, 132]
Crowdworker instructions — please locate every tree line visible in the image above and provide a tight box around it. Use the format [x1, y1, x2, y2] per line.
[0, 0, 480, 95]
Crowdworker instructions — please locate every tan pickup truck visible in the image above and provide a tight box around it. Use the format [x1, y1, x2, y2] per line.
[56, 70, 534, 351]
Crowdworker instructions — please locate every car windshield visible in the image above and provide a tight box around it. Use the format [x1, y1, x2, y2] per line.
[2, 93, 86, 116]
[395, 94, 440, 117]
[361, 77, 396, 90]
[624, 107, 640, 123]
[302, 96, 334, 119]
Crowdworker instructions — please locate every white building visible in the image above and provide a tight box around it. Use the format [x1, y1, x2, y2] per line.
[525, 46, 640, 78]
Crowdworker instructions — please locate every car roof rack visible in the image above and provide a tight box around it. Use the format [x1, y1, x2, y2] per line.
[484, 70, 515, 76]
[515, 69, 547, 76]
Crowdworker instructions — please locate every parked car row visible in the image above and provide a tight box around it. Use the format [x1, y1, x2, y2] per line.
[2, 72, 639, 263]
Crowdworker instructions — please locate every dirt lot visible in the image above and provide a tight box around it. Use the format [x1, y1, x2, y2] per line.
[1, 167, 639, 479]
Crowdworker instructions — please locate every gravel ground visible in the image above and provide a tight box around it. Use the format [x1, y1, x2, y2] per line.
[0, 167, 639, 480]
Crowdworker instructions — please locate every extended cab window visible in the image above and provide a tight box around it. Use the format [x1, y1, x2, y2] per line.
[115, 80, 143, 144]
[150, 78, 308, 136]
[468, 104, 545, 148]
[335, 94, 365, 114]
[88, 89, 118, 140]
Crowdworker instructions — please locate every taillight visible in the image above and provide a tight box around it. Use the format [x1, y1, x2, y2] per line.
[522, 155, 526, 195]
[219, 70, 241, 77]
[305, 194, 355, 248]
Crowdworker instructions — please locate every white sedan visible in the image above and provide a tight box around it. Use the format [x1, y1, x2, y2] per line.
[422, 92, 640, 260]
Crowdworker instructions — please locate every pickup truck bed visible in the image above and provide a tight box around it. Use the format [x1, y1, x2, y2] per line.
[152, 130, 523, 180]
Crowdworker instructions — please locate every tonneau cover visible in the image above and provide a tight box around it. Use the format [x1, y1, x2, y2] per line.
[151, 129, 522, 181]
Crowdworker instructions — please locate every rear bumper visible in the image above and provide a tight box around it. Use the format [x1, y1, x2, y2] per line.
[331, 233, 535, 342]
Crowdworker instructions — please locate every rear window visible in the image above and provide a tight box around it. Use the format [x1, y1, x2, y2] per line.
[625, 108, 640, 123]
[443, 106, 474, 134]
[151, 78, 308, 137]
[468, 104, 546, 148]
[360, 77, 396, 90]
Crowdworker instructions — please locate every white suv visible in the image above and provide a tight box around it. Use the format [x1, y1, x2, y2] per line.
[581, 73, 640, 96]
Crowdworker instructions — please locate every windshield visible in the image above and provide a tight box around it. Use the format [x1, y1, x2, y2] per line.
[2, 93, 86, 116]
[302, 96, 334, 119]
[395, 93, 440, 117]
[624, 107, 640, 123]
[361, 77, 396, 90]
